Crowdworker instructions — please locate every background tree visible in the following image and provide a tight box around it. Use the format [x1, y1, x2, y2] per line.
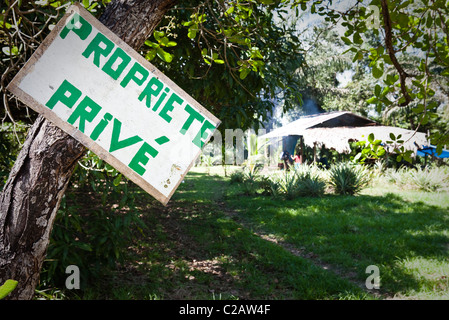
[299, 0, 449, 156]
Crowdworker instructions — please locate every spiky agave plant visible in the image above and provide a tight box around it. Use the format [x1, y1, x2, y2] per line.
[328, 162, 371, 195]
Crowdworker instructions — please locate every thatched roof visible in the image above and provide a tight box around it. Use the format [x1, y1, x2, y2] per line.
[302, 126, 427, 153]
[261, 111, 428, 154]
[262, 111, 375, 139]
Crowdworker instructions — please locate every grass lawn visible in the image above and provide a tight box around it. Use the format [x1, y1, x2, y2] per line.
[224, 167, 449, 299]
[97, 169, 368, 300]
[54, 165, 449, 300]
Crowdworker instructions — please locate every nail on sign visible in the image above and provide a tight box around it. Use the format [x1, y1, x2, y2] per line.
[7, 4, 220, 205]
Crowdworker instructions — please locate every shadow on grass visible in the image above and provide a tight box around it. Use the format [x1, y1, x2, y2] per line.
[224, 179, 449, 298]
[128, 172, 371, 300]
[129, 171, 448, 299]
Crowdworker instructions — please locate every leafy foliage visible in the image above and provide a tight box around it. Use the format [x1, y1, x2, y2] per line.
[386, 165, 449, 192]
[0, 279, 18, 299]
[306, 0, 449, 157]
[327, 162, 371, 195]
[409, 167, 448, 192]
[0, 122, 27, 188]
[40, 151, 146, 289]
[352, 132, 386, 164]
[231, 164, 327, 199]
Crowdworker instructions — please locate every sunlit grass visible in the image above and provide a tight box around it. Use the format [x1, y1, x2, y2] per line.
[222, 166, 449, 299]
[55, 165, 448, 300]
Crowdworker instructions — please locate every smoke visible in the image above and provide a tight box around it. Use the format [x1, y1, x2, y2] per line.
[264, 97, 322, 130]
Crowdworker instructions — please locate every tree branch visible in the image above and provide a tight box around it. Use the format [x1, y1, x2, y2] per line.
[380, 0, 412, 106]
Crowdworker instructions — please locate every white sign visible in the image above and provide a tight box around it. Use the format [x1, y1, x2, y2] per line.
[7, 4, 220, 205]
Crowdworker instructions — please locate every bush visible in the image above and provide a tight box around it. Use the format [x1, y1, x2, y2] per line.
[296, 174, 326, 197]
[277, 170, 300, 200]
[264, 165, 326, 199]
[241, 166, 263, 195]
[385, 166, 449, 192]
[409, 167, 448, 192]
[328, 162, 371, 195]
[385, 167, 409, 187]
[40, 151, 146, 290]
[229, 170, 245, 184]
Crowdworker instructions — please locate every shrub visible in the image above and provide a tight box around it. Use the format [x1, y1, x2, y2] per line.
[385, 166, 413, 189]
[277, 170, 300, 200]
[264, 165, 326, 199]
[40, 151, 146, 290]
[409, 167, 448, 192]
[296, 174, 326, 197]
[229, 170, 245, 184]
[385, 166, 449, 192]
[328, 162, 371, 195]
[241, 166, 264, 195]
[262, 175, 282, 197]
[294, 165, 326, 197]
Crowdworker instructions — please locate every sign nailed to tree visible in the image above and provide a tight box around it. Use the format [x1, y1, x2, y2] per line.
[7, 4, 220, 205]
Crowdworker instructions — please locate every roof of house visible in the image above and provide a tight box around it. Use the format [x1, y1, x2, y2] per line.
[260, 111, 428, 153]
[261, 111, 376, 139]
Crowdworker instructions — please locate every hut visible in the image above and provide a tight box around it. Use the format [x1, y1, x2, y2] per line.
[260, 111, 429, 163]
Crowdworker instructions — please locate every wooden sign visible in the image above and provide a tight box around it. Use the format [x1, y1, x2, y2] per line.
[7, 4, 220, 205]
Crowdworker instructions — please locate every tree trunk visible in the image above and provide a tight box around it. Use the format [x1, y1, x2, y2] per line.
[0, 0, 176, 300]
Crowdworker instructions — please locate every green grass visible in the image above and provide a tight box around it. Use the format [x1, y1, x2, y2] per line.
[225, 170, 449, 299]
[47, 165, 449, 300]
[119, 171, 370, 300]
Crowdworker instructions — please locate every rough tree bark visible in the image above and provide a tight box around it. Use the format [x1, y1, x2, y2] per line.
[0, 0, 176, 300]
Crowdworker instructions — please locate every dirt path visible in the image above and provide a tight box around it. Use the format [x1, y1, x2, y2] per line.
[216, 200, 388, 299]
[127, 176, 391, 299]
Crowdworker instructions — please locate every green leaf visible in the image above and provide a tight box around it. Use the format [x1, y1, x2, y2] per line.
[187, 29, 197, 39]
[156, 48, 173, 63]
[145, 49, 156, 61]
[341, 36, 352, 45]
[144, 40, 159, 48]
[377, 147, 386, 157]
[389, 132, 396, 140]
[367, 96, 378, 104]
[0, 280, 18, 299]
[403, 152, 412, 163]
[372, 65, 383, 79]
[353, 50, 363, 62]
[374, 84, 381, 96]
[225, 6, 234, 16]
[153, 31, 165, 41]
[159, 37, 169, 46]
[0, 19, 12, 29]
[113, 174, 122, 187]
[412, 104, 425, 114]
[75, 242, 93, 252]
[353, 32, 363, 45]
[239, 67, 250, 80]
